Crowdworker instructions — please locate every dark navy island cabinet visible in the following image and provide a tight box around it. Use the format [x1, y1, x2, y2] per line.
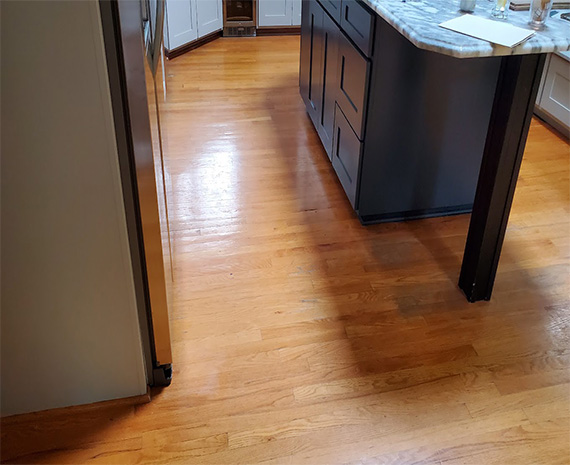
[299, 0, 502, 224]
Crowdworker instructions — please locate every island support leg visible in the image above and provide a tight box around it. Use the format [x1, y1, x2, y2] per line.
[459, 53, 547, 302]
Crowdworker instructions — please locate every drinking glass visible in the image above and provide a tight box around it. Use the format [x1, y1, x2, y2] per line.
[491, 0, 511, 19]
[529, 0, 554, 28]
[460, 0, 477, 12]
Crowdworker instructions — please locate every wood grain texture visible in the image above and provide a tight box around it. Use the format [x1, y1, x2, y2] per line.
[1, 36, 569, 465]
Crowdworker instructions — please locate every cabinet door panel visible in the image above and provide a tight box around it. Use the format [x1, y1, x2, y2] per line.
[299, 0, 311, 101]
[165, 0, 198, 50]
[539, 54, 570, 128]
[316, 11, 339, 159]
[258, 0, 293, 26]
[196, 0, 223, 38]
[300, 0, 323, 125]
[292, 0, 302, 25]
[336, 31, 369, 139]
[332, 104, 362, 208]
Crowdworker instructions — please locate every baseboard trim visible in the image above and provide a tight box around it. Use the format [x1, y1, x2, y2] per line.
[165, 27, 299, 59]
[165, 30, 223, 60]
[1, 389, 151, 420]
[256, 26, 301, 36]
[533, 109, 570, 140]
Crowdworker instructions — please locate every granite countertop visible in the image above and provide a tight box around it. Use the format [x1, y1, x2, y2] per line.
[361, 0, 570, 58]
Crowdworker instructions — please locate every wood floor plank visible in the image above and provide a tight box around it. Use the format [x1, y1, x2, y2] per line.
[465, 383, 570, 418]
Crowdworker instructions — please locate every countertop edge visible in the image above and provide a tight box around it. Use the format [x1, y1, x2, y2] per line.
[359, 0, 570, 59]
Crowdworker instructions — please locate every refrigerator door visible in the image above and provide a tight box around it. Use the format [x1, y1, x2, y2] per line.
[114, 0, 174, 384]
[141, 0, 174, 373]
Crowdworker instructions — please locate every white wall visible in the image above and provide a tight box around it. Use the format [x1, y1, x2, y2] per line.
[0, 0, 148, 416]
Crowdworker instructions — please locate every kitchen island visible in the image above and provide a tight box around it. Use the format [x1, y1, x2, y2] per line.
[299, 0, 570, 301]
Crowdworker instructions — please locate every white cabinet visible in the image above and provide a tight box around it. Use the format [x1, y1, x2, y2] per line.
[536, 53, 570, 136]
[292, 0, 301, 25]
[164, 0, 222, 51]
[165, 0, 198, 50]
[196, 0, 223, 37]
[258, 0, 302, 26]
[258, 0, 291, 26]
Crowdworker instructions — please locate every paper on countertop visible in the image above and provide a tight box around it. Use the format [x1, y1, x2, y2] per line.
[439, 14, 536, 47]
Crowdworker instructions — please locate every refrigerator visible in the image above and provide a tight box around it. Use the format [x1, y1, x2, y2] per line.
[99, 0, 174, 386]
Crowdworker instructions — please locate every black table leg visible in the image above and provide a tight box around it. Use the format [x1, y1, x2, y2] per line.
[459, 53, 547, 303]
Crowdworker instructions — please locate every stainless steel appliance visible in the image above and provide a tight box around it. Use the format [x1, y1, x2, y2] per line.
[223, 0, 257, 36]
[99, 0, 174, 386]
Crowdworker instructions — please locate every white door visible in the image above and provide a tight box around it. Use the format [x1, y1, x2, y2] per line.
[197, 0, 223, 38]
[291, 0, 301, 25]
[164, 0, 198, 50]
[258, 0, 292, 26]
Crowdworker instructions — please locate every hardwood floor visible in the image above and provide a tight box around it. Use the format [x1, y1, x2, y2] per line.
[2, 36, 569, 464]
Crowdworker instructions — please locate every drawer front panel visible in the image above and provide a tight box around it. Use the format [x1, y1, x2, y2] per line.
[332, 105, 362, 208]
[336, 32, 370, 139]
[340, 0, 374, 57]
[318, 0, 342, 24]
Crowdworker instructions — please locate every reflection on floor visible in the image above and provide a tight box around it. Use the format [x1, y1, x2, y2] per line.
[2, 36, 569, 464]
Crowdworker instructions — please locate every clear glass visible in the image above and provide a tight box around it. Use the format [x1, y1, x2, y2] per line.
[491, 0, 511, 19]
[460, 0, 477, 12]
[529, 0, 554, 28]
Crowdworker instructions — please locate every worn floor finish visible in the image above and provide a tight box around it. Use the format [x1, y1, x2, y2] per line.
[2, 36, 570, 464]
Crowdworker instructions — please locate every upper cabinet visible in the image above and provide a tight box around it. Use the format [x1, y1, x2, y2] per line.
[164, 0, 222, 51]
[258, 0, 302, 26]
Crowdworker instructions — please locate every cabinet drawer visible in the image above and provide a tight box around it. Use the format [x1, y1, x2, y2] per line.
[332, 105, 362, 208]
[336, 31, 370, 139]
[318, 0, 342, 24]
[340, 0, 374, 57]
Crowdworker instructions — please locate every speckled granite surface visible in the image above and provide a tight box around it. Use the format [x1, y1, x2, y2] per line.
[360, 0, 570, 57]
